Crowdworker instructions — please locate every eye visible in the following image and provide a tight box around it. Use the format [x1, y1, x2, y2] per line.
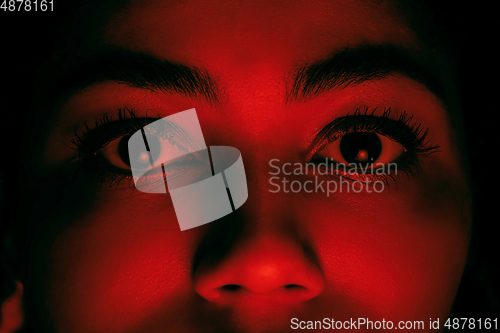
[97, 133, 186, 171]
[317, 132, 405, 167]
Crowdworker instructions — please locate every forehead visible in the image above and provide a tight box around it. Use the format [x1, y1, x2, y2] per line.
[72, 0, 421, 68]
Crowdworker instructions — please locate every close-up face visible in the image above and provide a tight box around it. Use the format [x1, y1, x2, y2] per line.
[12, 0, 471, 332]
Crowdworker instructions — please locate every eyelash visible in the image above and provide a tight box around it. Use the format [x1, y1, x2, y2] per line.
[308, 106, 441, 184]
[71, 106, 440, 189]
[71, 107, 162, 189]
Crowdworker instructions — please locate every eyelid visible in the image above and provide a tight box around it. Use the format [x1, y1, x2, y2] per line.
[305, 106, 439, 163]
[303, 106, 441, 186]
[141, 117, 203, 158]
[71, 108, 157, 155]
[71, 108, 213, 192]
[71, 107, 201, 160]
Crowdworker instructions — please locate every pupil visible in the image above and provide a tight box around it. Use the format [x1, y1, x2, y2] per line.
[119, 133, 162, 168]
[339, 132, 382, 166]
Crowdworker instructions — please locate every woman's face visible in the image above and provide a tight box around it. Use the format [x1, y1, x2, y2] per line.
[20, 0, 470, 332]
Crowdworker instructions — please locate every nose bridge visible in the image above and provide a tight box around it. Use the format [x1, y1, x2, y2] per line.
[224, 149, 298, 239]
[238, 144, 291, 223]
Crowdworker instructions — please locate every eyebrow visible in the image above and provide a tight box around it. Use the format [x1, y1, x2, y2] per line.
[50, 51, 221, 105]
[287, 45, 445, 103]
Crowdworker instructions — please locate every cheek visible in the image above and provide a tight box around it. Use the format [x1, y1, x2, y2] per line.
[30, 193, 198, 331]
[292, 180, 469, 320]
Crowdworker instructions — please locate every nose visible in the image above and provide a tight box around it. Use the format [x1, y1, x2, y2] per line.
[193, 235, 324, 305]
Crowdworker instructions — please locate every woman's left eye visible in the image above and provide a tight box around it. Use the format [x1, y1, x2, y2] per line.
[316, 132, 405, 167]
[96, 135, 133, 171]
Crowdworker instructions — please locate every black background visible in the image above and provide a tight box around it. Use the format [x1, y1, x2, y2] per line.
[0, 0, 498, 331]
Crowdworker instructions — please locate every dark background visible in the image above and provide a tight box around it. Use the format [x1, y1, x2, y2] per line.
[0, 0, 497, 331]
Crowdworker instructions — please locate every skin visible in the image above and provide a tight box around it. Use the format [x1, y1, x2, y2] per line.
[14, 0, 470, 332]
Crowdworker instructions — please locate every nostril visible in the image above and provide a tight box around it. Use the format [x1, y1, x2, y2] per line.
[196, 272, 323, 304]
[222, 284, 307, 292]
[284, 284, 303, 289]
[221, 284, 242, 291]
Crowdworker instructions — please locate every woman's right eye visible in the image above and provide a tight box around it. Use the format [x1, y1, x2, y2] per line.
[97, 133, 188, 172]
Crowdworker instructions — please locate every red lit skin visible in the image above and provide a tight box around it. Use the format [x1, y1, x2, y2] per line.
[20, 0, 470, 332]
